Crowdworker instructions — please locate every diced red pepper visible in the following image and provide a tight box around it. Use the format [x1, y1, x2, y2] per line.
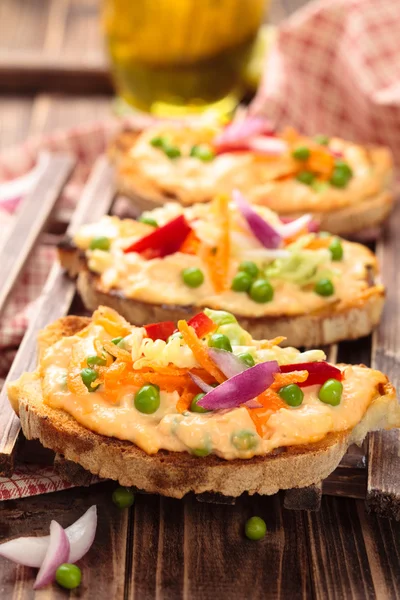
[280, 361, 343, 387]
[144, 321, 176, 341]
[187, 312, 216, 338]
[124, 215, 192, 257]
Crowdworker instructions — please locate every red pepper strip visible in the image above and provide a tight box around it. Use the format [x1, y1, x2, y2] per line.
[144, 321, 176, 341]
[124, 215, 192, 257]
[280, 361, 343, 387]
[187, 312, 216, 338]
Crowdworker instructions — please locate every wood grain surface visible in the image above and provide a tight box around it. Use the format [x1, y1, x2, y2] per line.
[1, 1, 400, 599]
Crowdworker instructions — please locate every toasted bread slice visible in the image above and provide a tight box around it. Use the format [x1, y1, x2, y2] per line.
[110, 130, 394, 236]
[8, 316, 399, 498]
[58, 241, 385, 349]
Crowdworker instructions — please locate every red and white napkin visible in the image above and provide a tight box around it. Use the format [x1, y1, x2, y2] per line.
[252, 0, 400, 161]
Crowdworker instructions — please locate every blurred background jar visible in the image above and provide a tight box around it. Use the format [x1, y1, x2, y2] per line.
[103, 0, 267, 117]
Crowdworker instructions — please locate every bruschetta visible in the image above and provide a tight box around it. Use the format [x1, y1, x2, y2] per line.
[58, 192, 385, 348]
[8, 307, 400, 498]
[110, 116, 394, 236]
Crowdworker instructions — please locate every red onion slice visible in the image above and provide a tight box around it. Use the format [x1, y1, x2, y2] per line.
[233, 189, 282, 249]
[198, 361, 280, 410]
[248, 136, 287, 156]
[189, 372, 213, 393]
[214, 116, 268, 149]
[0, 505, 97, 568]
[208, 348, 248, 378]
[279, 214, 313, 239]
[33, 521, 70, 589]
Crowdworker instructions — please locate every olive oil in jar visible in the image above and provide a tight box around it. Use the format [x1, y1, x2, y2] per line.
[103, 0, 266, 116]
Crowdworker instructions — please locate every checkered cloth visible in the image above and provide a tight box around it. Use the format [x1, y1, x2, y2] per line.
[252, 0, 400, 161]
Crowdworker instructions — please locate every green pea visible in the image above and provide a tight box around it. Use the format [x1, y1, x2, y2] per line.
[245, 516, 267, 541]
[89, 236, 110, 251]
[204, 309, 237, 326]
[190, 144, 215, 161]
[232, 431, 258, 451]
[190, 393, 210, 413]
[181, 267, 204, 288]
[134, 384, 160, 414]
[278, 384, 304, 407]
[112, 336, 124, 345]
[238, 260, 259, 280]
[86, 354, 107, 367]
[208, 333, 232, 352]
[138, 216, 158, 228]
[314, 278, 335, 297]
[112, 486, 135, 509]
[163, 145, 181, 159]
[55, 564, 82, 590]
[192, 447, 210, 457]
[249, 279, 274, 303]
[236, 352, 255, 368]
[318, 378, 343, 406]
[330, 168, 349, 188]
[292, 146, 310, 161]
[150, 136, 166, 148]
[80, 368, 99, 392]
[296, 171, 315, 185]
[231, 271, 253, 292]
[329, 237, 343, 261]
[335, 160, 353, 178]
[314, 134, 329, 146]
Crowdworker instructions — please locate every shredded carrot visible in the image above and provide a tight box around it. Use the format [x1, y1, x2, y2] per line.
[92, 306, 131, 337]
[258, 336, 286, 349]
[305, 237, 333, 250]
[176, 388, 196, 413]
[103, 341, 132, 362]
[270, 370, 309, 390]
[179, 230, 201, 255]
[178, 320, 225, 383]
[280, 127, 301, 144]
[306, 148, 335, 177]
[247, 390, 286, 437]
[200, 194, 231, 293]
[103, 361, 128, 386]
[125, 371, 193, 392]
[94, 339, 114, 367]
[67, 368, 89, 395]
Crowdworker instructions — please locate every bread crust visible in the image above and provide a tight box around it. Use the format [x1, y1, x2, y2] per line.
[58, 244, 385, 348]
[110, 131, 394, 235]
[9, 316, 398, 499]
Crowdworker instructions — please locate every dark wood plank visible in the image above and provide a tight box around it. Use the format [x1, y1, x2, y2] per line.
[284, 483, 322, 511]
[182, 493, 310, 599]
[305, 497, 377, 599]
[0, 56, 112, 95]
[367, 202, 400, 519]
[0, 153, 74, 312]
[0, 482, 129, 599]
[0, 156, 115, 476]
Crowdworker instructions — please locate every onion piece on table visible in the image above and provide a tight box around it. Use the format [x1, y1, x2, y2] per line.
[33, 521, 70, 590]
[198, 361, 280, 410]
[208, 348, 248, 378]
[233, 189, 282, 249]
[0, 505, 97, 568]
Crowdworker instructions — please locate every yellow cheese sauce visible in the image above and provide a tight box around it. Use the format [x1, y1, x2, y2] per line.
[40, 321, 386, 460]
[73, 202, 380, 318]
[123, 124, 392, 211]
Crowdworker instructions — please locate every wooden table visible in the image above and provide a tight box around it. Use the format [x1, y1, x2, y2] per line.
[0, 1, 400, 598]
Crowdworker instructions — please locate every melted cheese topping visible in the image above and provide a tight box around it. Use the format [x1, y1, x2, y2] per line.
[73, 203, 381, 318]
[121, 124, 393, 210]
[40, 321, 387, 460]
